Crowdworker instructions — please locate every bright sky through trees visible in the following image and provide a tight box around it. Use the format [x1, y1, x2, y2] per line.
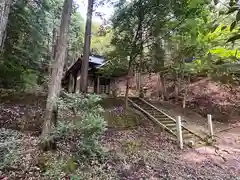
[76, 0, 114, 22]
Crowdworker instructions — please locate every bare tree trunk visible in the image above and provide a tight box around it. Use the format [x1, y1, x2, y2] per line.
[0, 0, 11, 49]
[135, 71, 140, 93]
[138, 0, 144, 96]
[124, 0, 143, 108]
[80, 0, 94, 93]
[41, 0, 73, 151]
[135, 69, 142, 95]
[124, 75, 130, 109]
[47, 28, 58, 80]
[158, 72, 166, 100]
[174, 72, 181, 99]
[182, 75, 190, 108]
[124, 58, 133, 110]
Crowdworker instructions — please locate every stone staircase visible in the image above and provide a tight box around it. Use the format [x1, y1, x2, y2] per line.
[128, 97, 206, 148]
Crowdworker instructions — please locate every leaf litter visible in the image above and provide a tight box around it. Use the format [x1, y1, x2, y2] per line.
[0, 91, 239, 179]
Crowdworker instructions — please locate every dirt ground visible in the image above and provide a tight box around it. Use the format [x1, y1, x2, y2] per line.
[149, 99, 240, 177]
[102, 121, 240, 179]
[0, 93, 239, 179]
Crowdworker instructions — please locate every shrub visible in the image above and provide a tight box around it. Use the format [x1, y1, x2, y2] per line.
[43, 157, 77, 179]
[57, 92, 107, 160]
[58, 92, 104, 115]
[0, 129, 21, 169]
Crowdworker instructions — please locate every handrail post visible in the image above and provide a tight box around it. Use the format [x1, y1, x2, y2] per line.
[207, 114, 213, 138]
[176, 116, 183, 149]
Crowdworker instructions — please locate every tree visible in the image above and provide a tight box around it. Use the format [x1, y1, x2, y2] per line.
[0, 0, 84, 89]
[105, 0, 213, 100]
[1, 0, 50, 88]
[103, 0, 146, 108]
[80, 0, 94, 93]
[91, 23, 113, 56]
[41, 0, 73, 150]
[0, 0, 11, 48]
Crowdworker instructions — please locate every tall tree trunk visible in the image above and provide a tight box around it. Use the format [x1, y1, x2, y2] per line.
[41, 0, 73, 151]
[124, 57, 133, 110]
[137, 55, 143, 97]
[174, 71, 181, 99]
[124, 75, 130, 109]
[125, 0, 143, 108]
[158, 72, 166, 100]
[0, 0, 11, 49]
[135, 71, 140, 93]
[48, 28, 58, 77]
[80, 0, 94, 93]
[136, 69, 142, 96]
[182, 75, 190, 108]
[138, 0, 144, 96]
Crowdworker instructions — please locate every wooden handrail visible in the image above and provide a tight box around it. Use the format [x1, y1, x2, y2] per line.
[133, 97, 205, 141]
[128, 98, 177, 137]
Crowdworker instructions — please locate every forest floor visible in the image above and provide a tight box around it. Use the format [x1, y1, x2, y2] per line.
[0, 91, 240, 179]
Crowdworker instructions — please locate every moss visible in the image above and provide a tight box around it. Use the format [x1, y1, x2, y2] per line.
[63, 157, 77, 173]
[36, 154, 49, 172]
[122, 140, 142, 155]
[105, 110, 141, 129]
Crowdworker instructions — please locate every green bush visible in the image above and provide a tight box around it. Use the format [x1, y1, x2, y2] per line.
[58, 92, 104, 115]
[0, 129, 21, 169]
[43, 93, 107, 178]
[44, 157, 77, 179]
[57, 92, 107, 160]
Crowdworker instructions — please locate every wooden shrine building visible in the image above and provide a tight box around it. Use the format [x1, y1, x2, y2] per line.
[62, 54, 125, 94]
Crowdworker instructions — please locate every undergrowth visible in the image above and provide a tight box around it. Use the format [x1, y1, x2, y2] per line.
[0, 129, 21, 169]
[40, 92, 109, 179]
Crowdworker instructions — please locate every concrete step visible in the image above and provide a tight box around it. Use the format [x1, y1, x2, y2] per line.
[183, 133, 193, 139]
[165, 123, 176, 128]
[153, 114, 166, 117]
[160, 118, 175, 122]
[194, 141, 206, 148]
[158, 119, 173, 123]
[144, 109, 156, 112]
[146, 111, 159, 115]
[155, 113, 166, 116]
[170, 127, 177, 131]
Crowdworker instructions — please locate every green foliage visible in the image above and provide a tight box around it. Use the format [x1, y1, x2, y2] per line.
[0, 129, 21, 169]
[43, 158, 66, 179]
[57, 93, 107, 160]
[227, 34, 240, 42]
[0, 147, 18, 168]
[53, 120, 75, 139]
[91, 24, 113, 56]
[67, 7, 85, 66]
[103, 0, 213, 77]
[44, 156, 78, 179]
[0, 0, 49, 88]
[100, 0, 240, 87]
[0, 0, 84, 89]
[42, 93, 108, 178]
[58, 92, 104, 115]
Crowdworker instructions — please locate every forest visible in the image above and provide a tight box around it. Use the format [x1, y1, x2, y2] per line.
[0, 0, 240, 179]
